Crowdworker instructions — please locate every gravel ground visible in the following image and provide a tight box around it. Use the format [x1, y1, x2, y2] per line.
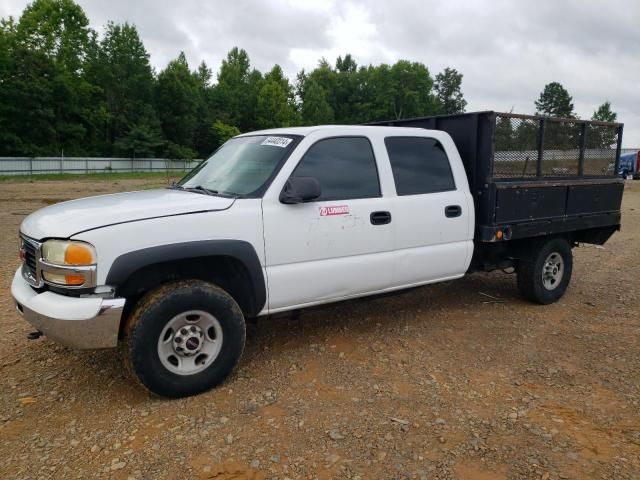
[1, 177, 639, 480]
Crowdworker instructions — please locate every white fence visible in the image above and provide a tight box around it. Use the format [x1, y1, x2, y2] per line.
[0, 157, 203, 176]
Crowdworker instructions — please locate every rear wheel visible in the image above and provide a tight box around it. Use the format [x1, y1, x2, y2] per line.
[517, 238, 573, 304]
[124, 280, 245, 398]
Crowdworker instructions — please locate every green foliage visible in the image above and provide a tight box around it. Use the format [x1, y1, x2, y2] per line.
[388, 61, 437, 119]
[212, 120, 240, 145]
[297, 56, 441, 124]
[164, 141, 197, 160]
[434, 68, 467, 114]
[589, 101, 618, 149]
[113, 109, 164, 158]
[535, 82, 574, 118]
[299, 79, 334, 125]
[88, 22, 158, 154]
[192, 60, 217, 157]
[494, 115, 539, 155]
[0, 1, 469, 158]
[355, 61, 439, 121]
[2, 0, 100, 156]
[255, 65, 297, 129]
[0, 18, 23, 153]
[16, 0, 91, 72]
[214, 47, 260, 131]
[155, 52, 200, 155]
[591, 101, 617, 123]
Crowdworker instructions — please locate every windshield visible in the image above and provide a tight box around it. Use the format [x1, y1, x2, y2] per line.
[178, 135, 299, 196]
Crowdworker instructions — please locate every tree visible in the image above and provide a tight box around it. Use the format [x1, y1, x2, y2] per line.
[434, 67, 467, 114]
[155, 52, 200, 157]
[214, 47, 260, 131]
[0, 0, 479, 159]
[494, 115, 514, 150]
[333, 54, 360, 123]
[7, 0, 99, 155]
[195, 60, 212, 88]
[255, 65, 297, 129]
[299, 59, 338, 120]
[388, 60, 438, 119]
[0, 18, 24, 153]
[535, 82, 574, 118]
[113, 107, 164, 158]
[212, 120, 240, 145]
[591, 101, 617, 123]
[16, 0, 92, 72]
[299, 79, 334, 125]
[589, 101, 618, 149]
[88, 22, 158, 154]
[191, 60, 220, 157]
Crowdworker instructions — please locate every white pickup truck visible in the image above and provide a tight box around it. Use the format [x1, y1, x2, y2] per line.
[12, 113, 624, 397]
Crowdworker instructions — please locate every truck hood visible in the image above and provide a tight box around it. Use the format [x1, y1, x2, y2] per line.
[20, 189, 235, 239]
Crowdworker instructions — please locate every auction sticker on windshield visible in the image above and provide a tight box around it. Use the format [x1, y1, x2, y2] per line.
[261, 136, 293, 148]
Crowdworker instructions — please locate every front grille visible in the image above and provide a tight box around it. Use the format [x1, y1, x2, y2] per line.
[20, 235, 41, 286]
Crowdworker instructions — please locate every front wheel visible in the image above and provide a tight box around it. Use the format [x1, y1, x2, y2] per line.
[517, 238, 573, 304]
[124, 280, 246, 398]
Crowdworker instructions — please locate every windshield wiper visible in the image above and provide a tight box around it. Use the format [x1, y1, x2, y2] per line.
[168, 183, 241, 198]
[167, 183, 217, 195]
[187, 185, 220, 196]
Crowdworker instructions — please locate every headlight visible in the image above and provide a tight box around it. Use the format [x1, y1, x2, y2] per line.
[41, 240, 97, 286]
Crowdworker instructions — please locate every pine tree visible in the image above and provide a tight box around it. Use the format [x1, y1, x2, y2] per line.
[155, 52, 199, 158]
[535, 82, 574, 118]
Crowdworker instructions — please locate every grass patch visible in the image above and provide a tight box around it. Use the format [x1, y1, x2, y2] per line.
[0, 171, 188, 182]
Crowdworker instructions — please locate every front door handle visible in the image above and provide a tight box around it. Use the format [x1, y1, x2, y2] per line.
[445, 205, 462, 218]
[370, 211, 392, 225]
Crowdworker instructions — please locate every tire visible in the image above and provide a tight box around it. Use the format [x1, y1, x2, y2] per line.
[124, 280, 246, 398]
[517, 238, 573, 305]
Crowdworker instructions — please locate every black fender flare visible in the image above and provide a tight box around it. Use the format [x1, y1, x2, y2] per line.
[105, 240, 266, 316]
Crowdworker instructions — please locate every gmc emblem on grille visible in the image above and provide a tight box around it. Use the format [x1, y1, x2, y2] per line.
[22, 265, 37, 284]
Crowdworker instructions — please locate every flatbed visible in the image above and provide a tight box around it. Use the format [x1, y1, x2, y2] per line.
[372, 112, 624, 271]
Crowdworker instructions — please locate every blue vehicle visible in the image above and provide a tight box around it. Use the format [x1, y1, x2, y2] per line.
[619, 151, 640, 179]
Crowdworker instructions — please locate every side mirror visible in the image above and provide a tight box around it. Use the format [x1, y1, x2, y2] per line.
[279, 176, 321, 204]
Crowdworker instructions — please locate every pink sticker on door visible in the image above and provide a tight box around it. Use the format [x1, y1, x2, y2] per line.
[319, 205, 350, 216]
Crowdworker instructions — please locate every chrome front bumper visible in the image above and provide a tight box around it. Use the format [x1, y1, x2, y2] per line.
[11, 268, 124, 349]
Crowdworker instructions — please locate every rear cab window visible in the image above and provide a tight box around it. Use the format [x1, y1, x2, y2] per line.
[384, 136, 455, 195]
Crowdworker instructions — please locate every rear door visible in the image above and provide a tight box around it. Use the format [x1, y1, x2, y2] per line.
[262, 134, 394, 312]
[383, 134, 473, 286]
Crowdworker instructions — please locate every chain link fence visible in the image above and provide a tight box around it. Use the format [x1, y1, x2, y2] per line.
[493, 116, 539, 178]
[493, 113, 621, 179]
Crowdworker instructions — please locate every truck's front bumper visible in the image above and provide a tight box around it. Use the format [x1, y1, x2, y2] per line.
[11, 268, 124, 349]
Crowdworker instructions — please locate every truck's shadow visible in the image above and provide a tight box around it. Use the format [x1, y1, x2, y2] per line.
[242, 271, 518, 357]
[78, 271, 519, 400]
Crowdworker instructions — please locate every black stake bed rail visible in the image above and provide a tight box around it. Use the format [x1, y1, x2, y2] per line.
[372, 112, 624, 246]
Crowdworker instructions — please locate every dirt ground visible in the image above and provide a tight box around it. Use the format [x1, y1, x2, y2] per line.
[0, 177, 638, 480]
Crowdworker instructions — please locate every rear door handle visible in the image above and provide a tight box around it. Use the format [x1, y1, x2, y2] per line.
[445, 205, 462, 218]
[370, 211, 392, 225]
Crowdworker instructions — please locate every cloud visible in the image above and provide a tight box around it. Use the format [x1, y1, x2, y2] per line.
[1, 0, 638, 146]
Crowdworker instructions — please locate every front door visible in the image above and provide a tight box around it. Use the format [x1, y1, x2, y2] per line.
[262, 135, 394, 312]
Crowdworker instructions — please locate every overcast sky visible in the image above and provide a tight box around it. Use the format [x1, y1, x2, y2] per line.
[2, 0, 639, 147]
